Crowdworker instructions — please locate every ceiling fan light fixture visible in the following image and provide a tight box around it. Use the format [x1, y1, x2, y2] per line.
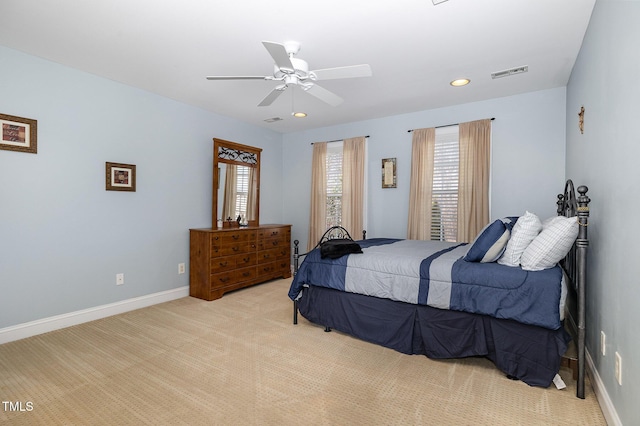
[450, 78, 470, 87]
[292, 111, 307, 118]
[206, 41, 371, 108]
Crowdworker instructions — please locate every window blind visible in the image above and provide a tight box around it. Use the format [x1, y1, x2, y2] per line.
[431, 127, 459, 242]
[326, 142, 343, 228]
[235, 166, 249, 218]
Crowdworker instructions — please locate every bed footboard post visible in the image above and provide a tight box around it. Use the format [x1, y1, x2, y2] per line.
[293, 240, 300, 325]
[293, 239, 300, 276]
[362, 230, 366, 240]
[575, 186, 590, 399]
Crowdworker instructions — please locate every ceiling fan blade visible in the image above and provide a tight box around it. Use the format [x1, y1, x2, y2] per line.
[262, 41, 294, 72]
[303, 84, 343, 107]
[311, 64, 372, 80]
[258, 86, 287, 107]
[206, 76, 269, 80]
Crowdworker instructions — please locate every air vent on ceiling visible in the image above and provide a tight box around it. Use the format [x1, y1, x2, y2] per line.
[264, 117, 283, 123]
[491, 65, 528, 79]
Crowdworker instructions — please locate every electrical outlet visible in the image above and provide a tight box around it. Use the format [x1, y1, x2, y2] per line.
[116, 273, 124, 285]
[178, 263, 185, 274]
[615, 352, 622, 385]
[601, 331, 606, 356]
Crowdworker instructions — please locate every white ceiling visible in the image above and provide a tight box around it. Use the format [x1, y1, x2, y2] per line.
[0, 0, 595, 134]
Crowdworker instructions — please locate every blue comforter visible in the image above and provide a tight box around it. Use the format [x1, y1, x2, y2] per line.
[289, 238, 564, 330]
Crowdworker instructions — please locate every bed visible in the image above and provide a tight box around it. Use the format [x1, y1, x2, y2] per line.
[289, 180, 590, 398]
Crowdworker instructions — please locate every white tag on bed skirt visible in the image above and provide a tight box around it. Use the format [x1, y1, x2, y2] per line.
[553, 373, 567, 390]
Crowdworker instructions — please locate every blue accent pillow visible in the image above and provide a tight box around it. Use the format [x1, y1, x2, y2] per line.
[463, 219, 512, 263]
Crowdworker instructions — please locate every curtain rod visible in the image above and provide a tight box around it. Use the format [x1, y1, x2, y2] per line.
[407, 117, 494, 133]
[311, 135, 370, 145]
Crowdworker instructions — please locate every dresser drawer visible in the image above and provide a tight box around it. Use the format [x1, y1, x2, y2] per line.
[257, 260, 290, 277]
[210, 256, 236, 274]
[218, 242, 255, 256]
[257, 237, 289, 251]
[234, 252, 257, 268]
[210, 266, 256, 289]
[274, 246, 290, 259]
[221, 230, 256, 244]
[258, 227, 290, 240]
[210, 270, 235, 287]
[257, 247, 281, 263]
[209, 252, 256, 274]
[233, 266, 257, 282]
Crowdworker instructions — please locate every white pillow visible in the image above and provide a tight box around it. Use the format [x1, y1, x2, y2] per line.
[497, 211, 542, 267]
[520, 216, 579, 271]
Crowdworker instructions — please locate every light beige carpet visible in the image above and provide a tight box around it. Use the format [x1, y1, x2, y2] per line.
[0, 279, 606, 425]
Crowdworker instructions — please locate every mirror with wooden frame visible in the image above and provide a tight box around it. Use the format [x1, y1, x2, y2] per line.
[213, 138, 261, 227]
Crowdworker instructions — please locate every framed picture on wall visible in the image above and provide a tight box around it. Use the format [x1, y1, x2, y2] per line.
[382, 158, 397, 188]
[106, 162, 136, 192]
[0, 113, 38, 154]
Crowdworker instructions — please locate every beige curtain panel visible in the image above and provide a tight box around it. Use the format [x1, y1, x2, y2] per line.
[222, 164, 237, 221]
[457, 119, 491, 242]
[407, 128, 436, 240]
[246, 167, 256, 221]
[308, 142, 327, 251]
[342, 137, 366, 240]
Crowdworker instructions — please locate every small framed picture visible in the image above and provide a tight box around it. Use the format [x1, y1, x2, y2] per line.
[106, 162, 136, 192]
[382, 158, 397, 188]
[0, 113, 38, 154]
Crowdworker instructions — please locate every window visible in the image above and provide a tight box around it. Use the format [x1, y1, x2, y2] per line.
[431, 126, 459, 242]
[326, 142, 343, 228]
[234, 165, 250, 218]
[309, 137, 367, 250]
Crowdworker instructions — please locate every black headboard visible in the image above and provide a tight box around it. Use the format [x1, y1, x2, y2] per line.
[556, 179, 590, 399]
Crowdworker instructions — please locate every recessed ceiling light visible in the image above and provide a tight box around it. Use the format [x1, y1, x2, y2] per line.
[450, 78, 470, 87]
[292, 112, 307, 118]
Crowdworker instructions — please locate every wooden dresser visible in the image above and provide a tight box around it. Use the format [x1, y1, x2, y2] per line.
[189, 224, 291, 301]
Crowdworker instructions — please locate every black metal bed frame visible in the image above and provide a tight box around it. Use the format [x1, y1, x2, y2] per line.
[556, 180, 590, 399]
[292, 180, 590, 399]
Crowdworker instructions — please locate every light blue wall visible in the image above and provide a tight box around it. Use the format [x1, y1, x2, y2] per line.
[566, 1, 639, 423]
[282, 88, 567, 251]
[0, 46, 283, 328]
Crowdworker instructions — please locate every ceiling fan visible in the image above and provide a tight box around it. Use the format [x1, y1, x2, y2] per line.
[206, 41, 372, 107]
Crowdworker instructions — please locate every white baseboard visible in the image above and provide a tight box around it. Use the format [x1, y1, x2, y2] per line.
[586, 348, 622, 426]
[0, 286, 190, 345]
